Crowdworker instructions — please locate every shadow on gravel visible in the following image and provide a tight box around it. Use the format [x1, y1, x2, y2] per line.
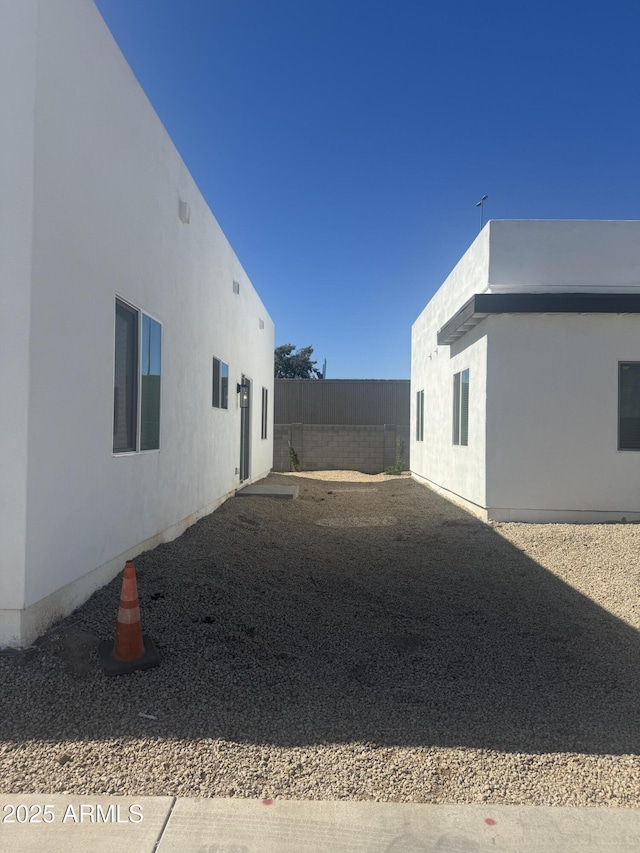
[1, 473, 639, 757]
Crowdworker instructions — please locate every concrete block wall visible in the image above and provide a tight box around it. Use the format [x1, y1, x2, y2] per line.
[273, 424, 292, 472]
[392, 426, 410, 470]
[273, 424, 410, 474]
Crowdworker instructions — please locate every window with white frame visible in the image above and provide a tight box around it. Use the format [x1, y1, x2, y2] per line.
[113, 298, 162, 453]
[618, 362, 640, 450]
[261, 387, 268, 439]
[212, 357, 229, 409]
[453, 368, 469, 446]
[416, 389, 424, 441]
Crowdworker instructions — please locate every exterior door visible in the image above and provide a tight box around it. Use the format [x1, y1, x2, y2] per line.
[239, 374, 251, 482]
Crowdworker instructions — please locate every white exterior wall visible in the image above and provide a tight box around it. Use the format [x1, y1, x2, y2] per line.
[486, 314, 640, 522]
[410, 229, 490, 512]
[485, 220, 640, 521]
[411, 219, 640, 523]
[487, 220, 640, 293]
[0, 1, 38, 637]
[0, 0, 274, 647]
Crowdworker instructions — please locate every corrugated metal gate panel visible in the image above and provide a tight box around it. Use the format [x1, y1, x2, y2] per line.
[274, 379, 410, 425]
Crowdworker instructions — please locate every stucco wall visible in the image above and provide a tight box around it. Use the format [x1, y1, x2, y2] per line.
[486, 314, 640, 521]
[273, 424, 409, 474]
[411, 219, 640, 522]
[410, 228, 490, 510]
[1, 0, 274, 646]
[0, 1, 38, 630]
[487, 220, 640, 293]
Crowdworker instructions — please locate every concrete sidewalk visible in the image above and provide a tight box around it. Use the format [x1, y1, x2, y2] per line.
[1, 796, 639, 852]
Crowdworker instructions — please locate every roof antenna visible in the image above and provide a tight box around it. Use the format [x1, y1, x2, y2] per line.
[476, 194, 488, 231]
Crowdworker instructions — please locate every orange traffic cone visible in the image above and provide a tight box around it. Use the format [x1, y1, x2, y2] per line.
[113, 560, 145, 661]
[98, 560, 160, 675]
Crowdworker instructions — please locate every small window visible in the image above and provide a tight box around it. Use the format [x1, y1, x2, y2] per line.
[113, 298, 161, 454]
[453, 368, 469, 446]
[213, 357, 229, 409]
[416, 390, 424, 441]
[619, 362, 640, 450]
[114, 300, 138, 452]
[261, 387, 268, 439]
[140, 314, 162, 450]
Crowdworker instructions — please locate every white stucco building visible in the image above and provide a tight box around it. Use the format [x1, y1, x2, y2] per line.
[411, 220, 640, 523]
[0, 0, 274, 647]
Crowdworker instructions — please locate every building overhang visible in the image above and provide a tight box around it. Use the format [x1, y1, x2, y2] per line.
[436, 292, 640, 346]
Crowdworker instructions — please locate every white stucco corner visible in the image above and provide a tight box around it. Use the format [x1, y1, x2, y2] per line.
[411, 220, 640, 524]
[0, 0, 275, 647]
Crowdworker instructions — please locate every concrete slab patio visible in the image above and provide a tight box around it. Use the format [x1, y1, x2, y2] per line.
[2, 797, 640, 852]
[235, 484, 299, 499]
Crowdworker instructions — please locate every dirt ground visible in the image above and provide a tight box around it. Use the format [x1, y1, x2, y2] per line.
[0, 471, 639, 805]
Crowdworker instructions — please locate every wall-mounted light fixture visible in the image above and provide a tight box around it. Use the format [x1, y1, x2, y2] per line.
[179, 200, 191, 224]
[237, 381, 250, 408]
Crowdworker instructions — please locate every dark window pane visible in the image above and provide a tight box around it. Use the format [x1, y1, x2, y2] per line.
[140, 314, 161, 450]
[213, 358, 228, 409]
[221, 362, 229, 409]
[213, 357, 220, 407]
[262, 387, 268, 439]
[460, 368, 469, 446]
[619, 363, 640, 450]
[114, 300, 138, 452]
[453, 372, 460, 445]
[416, 390, 425, 441]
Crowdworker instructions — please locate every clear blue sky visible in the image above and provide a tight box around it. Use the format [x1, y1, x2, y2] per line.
[94, 0, 640, 379]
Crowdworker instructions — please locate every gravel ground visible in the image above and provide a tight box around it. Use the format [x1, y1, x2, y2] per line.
[1, 471, 639, 806]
